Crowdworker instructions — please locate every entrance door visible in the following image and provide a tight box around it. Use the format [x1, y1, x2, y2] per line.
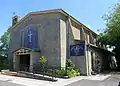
[19, 54, 30, 71]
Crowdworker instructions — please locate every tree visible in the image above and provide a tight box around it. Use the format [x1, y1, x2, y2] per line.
[0, 28, 10, 58]
[99, 3, 120, 68]
[0, 27, 10, 70]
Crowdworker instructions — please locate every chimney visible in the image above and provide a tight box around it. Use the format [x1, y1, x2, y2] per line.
[12, 16, 22, 26]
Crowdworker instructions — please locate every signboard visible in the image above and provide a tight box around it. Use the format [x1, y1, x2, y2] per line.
[70, 43, 85, 56]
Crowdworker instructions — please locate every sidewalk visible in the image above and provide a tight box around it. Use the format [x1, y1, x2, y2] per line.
[0, 74, 111, 86]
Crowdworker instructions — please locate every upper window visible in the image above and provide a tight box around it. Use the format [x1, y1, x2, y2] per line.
[71, 26, 80, 40]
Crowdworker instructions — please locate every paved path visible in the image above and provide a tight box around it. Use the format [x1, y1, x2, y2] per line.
[0, 81, 24, 86]
[0, 74, 111, 86]
[67, 75, 120, 86]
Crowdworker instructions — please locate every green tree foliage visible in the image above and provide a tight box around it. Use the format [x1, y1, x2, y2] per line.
[0, 28, 10, 58]
[0, 56, 9, 70]
[98, 4, 120, 45]
[99, 3, 120, 68]
[0, 28, 10, 70]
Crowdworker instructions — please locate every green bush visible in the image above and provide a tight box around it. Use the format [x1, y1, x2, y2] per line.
[67, 69, 76, 78]
[0, 57, 9, 71]
[74, 68, 80, 75]
[46, 69, 53, 75]
[41, 59, 80, 78]
[66, 59, 75, 69]
[39, 56, 47, 65]
[56, 69, 66, 76]
[66, 59, 80, 78]
[46, 69, 66, 76]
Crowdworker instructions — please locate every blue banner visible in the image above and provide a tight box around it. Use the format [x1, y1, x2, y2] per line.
[70, 43, 85, 56]
[24, 26, 38, 50]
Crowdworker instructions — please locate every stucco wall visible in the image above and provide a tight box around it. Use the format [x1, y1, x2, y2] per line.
[60, 15, 88, 75]
[9, 29, 21, 58]
[60, 19, 67, 68]
[30, 51, 40, 71]
[9, 13, 61, 67]
[70, 56, 87, 75]
[9, 12, 97, 75]
[35, 14, 61, 67]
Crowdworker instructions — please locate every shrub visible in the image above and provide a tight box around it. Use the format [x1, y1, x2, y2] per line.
[46, 69, 66, 76]
[56, 69, 66, 76]
[66, 59, 75, 69]
[66, 59, 80, 78]
[67, 69, 76, 78]
[0, 57, 9, 71]
[39, 58, 80, 78]
[39, 56, 47, 65]
[74, 68, 80, 75]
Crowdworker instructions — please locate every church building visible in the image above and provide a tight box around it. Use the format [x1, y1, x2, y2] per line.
[8, 9, 114, 75]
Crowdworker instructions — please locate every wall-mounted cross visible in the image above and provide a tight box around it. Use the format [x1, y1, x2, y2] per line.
[28, 29, 32, 43]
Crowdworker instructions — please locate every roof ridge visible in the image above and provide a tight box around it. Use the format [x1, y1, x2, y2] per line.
[11, 9, 97, 35]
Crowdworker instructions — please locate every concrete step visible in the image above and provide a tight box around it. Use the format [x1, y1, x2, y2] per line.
[17, 71, 57, 81]
[1, 71, 17, 76]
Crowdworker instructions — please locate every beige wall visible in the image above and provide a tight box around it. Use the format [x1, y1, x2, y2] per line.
[9, 13, 63, 68]
[60, 19, 67, 68]
[71, 56, 87, 75]
[30, 51, 40, 71]
[36, 14, 61, 67]
[30, 52, 41, 65]
[9, 12, 98, 75]
[64, 17, 88, 75]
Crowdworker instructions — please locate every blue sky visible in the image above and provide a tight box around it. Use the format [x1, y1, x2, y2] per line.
[0, 0, 118, 36]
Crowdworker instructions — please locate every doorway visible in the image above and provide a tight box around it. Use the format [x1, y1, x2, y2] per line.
[91, 52, 95, 71]
[19, 54, 30, 71]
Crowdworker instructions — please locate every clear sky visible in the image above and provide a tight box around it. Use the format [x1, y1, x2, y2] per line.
[0, 0, 118, 36]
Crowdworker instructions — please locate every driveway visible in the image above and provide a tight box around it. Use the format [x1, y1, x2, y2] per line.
[67, 75, 120, 86]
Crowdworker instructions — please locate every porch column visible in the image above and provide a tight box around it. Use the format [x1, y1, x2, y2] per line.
[13, 53, 19, 71]
[30, 52, 33, 72]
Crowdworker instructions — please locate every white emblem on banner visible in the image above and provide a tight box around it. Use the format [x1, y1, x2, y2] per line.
[71, 45, 83, 55]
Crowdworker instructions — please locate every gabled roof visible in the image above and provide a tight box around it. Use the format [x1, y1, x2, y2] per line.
[11, 9, 97, 36]
[13, 47, 34, 53]
[13, 47, 40, 53]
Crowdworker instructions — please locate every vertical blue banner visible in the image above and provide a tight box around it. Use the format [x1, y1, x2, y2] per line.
[24, 26, 38, 50]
